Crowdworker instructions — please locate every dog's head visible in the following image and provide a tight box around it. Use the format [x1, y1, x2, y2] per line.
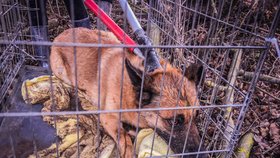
[125, 59, 207, 158]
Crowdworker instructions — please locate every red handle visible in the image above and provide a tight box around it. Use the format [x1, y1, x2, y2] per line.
[84, 0, 136, 52]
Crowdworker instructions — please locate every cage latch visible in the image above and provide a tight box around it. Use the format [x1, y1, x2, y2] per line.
[265, 37, 280, 58]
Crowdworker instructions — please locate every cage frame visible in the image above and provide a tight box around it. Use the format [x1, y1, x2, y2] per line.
[0, 0, 280, 157]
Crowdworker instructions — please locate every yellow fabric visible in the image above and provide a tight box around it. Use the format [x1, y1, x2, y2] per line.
[136, 129, 175, 158]
[22, 75, 174, 157]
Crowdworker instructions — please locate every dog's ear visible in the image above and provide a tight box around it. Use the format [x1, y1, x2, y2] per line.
[125, 59, 144, 87]
[184, 63, 203, 85]
[125, 59, 155, 106]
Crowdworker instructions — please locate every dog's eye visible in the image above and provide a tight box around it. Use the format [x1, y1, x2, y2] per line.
[166, 115, 185, 126]
[140, 91, 152, 105]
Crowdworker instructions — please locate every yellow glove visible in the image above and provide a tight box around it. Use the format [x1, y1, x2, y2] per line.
[136, 128, 175, 158]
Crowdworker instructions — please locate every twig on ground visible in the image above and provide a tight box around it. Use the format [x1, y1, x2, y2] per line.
[238, 70, 280, 85]
[211, 0, 218, 15]
[263, 143, 280, 155]
[205, 80, 227, 91]
[255, 86, 280, 102]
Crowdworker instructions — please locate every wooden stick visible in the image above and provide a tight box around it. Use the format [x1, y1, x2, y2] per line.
[256, 86, 280, 102]
[149, 21, 161, 53]
[205, 80, 227, 91]
[211, 0, 218, 15]
[238, 70, 280, 85]
[235, 132, 254, 158]
[221, 49, 242, 157]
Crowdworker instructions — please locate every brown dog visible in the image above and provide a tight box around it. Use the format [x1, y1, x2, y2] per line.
[50, 28, 206, 158]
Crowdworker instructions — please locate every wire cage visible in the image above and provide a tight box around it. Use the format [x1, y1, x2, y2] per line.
[0, 0, 280, 158]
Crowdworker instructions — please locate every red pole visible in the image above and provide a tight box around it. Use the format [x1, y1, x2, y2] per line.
[84, 0, 136, 52]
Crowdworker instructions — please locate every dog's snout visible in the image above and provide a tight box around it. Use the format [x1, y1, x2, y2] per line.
[182, 123, 208, 158]
[182, 153, 208, 158]
[157, 121, 209, 158]
[182, 145, 208, 158]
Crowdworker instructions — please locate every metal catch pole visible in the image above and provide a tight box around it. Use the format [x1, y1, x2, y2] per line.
[118, 0, 162, 72]
[84, 0, 144, 58]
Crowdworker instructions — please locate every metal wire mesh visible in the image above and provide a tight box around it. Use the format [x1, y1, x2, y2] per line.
[0, 0, 280, 158]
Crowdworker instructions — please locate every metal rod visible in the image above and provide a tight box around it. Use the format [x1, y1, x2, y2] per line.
[0, 40, 267, 49]
[84, 0, 136, 52]
[118, 0, 162, 72]
[0, 104, 244, 117]
[118, 0, 142, 32]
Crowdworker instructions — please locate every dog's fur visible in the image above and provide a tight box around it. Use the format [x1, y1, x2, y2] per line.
[50, 28, 206, 158]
